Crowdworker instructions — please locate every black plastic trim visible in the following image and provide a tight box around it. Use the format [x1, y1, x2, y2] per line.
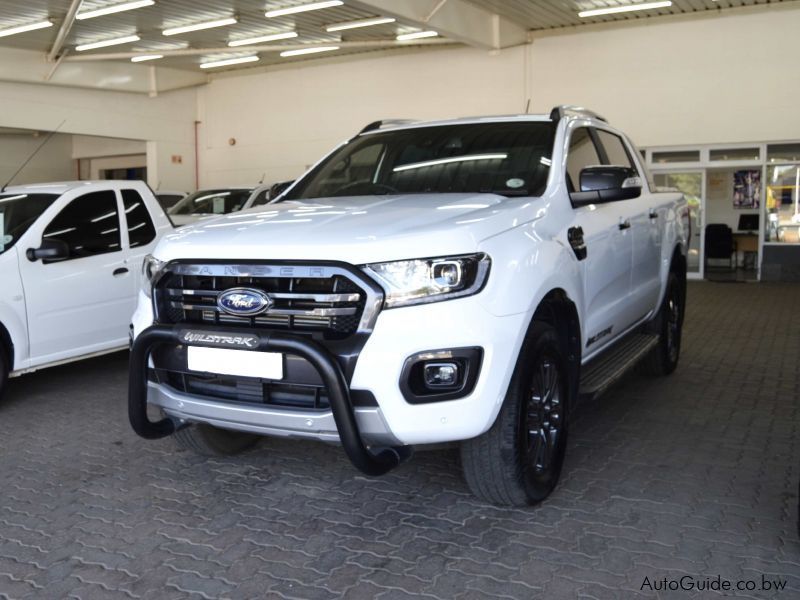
[129, 324, 409, 476]
[398, 347, 483, 404]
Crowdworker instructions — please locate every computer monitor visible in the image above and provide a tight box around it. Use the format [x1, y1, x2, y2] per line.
[738, 213, 759, 232]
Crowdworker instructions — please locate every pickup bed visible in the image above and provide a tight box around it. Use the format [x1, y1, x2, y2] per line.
[0, 180, 172, 395]
[129, 106, 689, 506]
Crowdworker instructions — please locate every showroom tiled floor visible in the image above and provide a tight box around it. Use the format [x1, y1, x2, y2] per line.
[0, 281, 799, 599]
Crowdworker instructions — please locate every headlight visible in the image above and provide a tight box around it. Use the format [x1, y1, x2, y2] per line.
[141, 254, 164, 298]
[363, 253, 490, 308]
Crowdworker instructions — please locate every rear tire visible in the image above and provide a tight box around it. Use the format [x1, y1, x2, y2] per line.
[461, 321, 569, 506]
[639, 271, 684, 376]
[173, 423, 260, 457]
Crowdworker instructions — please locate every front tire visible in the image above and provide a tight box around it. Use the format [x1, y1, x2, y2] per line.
[640, 271, 684, 376]
[173, 423, 261, 457]
[461, 321, 569, 506]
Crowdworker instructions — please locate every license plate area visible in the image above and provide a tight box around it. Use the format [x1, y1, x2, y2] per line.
[186, 346, 283, 380]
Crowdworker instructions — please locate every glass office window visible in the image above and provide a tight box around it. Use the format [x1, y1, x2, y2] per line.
[652, 150, 700, 164]
[765, 164, 800, 243]
[709, 148, 760, 162]
[767, 144, 800, 163]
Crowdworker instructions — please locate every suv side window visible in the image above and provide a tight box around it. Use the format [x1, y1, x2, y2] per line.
[595, 130, 638, 175]
[43, 190, 121, 260]
[566, 127, 602, 192]
[121, 189, 156, 248]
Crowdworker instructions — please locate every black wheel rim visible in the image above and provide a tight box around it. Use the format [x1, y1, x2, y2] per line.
[524, 354, 563, 476]
[666, 284, 681, 363]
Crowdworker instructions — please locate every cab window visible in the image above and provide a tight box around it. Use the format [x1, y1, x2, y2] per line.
[566, 128, 602, 192]
[43, 191, 121, 260]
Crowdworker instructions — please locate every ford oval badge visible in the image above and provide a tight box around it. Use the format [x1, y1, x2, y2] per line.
[217, 287, 273, 317]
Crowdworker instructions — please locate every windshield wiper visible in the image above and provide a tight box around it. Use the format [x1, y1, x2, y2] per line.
[481, 189, 530, 197]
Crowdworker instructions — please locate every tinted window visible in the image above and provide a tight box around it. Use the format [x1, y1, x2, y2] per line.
[43, 190, 120, 260]
[0, 193, 58, 255]
[122, 189, 156, 248]
[156, 193, 184, 209]
[249, 189, 270, 207]
[596, 130, 636, 173]
[566, 128, 601, 192]
[170, 189, 253, 216]
[284, 122, 556, 200]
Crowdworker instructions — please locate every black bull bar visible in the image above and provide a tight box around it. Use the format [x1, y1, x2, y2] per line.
[128, 324, 411, 476]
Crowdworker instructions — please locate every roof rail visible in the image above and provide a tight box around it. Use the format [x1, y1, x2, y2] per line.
[359, 119, 417, 134]
[549, 105, 608, 124]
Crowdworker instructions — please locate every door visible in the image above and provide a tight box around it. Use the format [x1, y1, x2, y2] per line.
[564, 127, 634, 355]
[596, 129, 663, 318]
[20, 189, 134, 365]
[652, 171, 704, 279]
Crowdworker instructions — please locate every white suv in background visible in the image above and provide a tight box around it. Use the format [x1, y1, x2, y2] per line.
[0, 181, 171, 398]
[130, 107, 688, 506]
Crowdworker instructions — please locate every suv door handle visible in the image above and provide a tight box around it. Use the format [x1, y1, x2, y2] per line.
[649, 208, 658, 219]
[618, 218, 631, 230]
[113, 267, 129, 276]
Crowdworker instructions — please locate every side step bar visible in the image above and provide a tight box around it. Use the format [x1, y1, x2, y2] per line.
[579, 333, 658, 399]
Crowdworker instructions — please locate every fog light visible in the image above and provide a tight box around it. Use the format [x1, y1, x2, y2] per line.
[424, 362, 459, 387]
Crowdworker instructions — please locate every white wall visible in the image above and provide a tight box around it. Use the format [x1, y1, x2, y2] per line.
[72, 135, 146, 159]
[0, 81, 197, 191]
[196, 46, 527, 186]
[0, 132, 74, 186]
[197, 5, 800, 186]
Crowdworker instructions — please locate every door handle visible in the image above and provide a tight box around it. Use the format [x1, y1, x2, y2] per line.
[649, 208, 658, 220]
[113, 267, 129, 276]
[618, 218, 631, 230]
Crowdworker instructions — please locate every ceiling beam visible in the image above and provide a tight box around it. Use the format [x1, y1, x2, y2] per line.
[47, 0, 83, 62]
[346, 0, 528, 49]
[61, 39, 454, 61]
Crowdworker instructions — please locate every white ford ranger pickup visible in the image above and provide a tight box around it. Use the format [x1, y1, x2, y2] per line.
[129, 106, 688, 506]
[0, 180, 171, 398]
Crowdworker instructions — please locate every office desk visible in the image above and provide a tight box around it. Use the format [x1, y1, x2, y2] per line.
[733, 232, 758, 269]
[733, 232, 759, 252]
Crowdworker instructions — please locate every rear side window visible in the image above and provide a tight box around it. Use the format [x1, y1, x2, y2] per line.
[596, 130, 637, 174]
[122, 189, 157, 248]
[43, 190, 120, 260]
[566, 128, 602, 192]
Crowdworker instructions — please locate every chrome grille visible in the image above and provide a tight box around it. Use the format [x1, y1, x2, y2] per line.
[154, 262, 379, 339]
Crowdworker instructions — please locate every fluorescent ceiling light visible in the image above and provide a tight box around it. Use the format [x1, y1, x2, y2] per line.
[578, 1, 672, 18]
[326, 17, 395, 32]
[199, 55, 259, 69]
[266, 1, 343, 18]
[228, 31, 297, 47]
[396, 30, 438, 41]
[279, 46, 339, 57]
[131, 54, 163, 62]
[0, 20, 52, 38]
[76, 34, 140, 51]
[76, 0, 154, 20]
[393, 153, 507, 173]
[163, 17, 237, 36]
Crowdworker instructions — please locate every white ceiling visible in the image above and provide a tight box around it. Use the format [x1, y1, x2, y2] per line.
[0, 0, 793, 73]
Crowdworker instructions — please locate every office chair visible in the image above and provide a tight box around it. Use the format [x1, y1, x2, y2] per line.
[705, 223, 737, 270]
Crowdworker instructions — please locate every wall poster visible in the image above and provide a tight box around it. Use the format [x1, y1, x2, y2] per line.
[733, 169, 761, 209]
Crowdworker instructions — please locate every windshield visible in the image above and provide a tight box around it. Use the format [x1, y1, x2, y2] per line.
[169, 188, 253, 216]
[283, 122, 556, 201]
[0, 193, 59, 255]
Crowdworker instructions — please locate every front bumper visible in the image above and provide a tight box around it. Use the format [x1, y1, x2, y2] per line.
[129, 324, 410, 476]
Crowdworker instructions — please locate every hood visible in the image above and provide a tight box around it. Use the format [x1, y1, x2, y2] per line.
[155, 193, 535, 264]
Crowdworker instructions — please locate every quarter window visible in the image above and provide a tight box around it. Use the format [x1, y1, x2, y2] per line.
[122, 189, 156, 248]
[566, 128, 602, 192]
[43, 190, 121, 260]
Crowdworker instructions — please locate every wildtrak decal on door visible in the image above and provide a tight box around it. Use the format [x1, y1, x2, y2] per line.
[587, 326, 613, 347]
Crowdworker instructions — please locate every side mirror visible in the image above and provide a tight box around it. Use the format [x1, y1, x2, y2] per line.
[570, 166, 642, 206]
[26, 238, 70, 262]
